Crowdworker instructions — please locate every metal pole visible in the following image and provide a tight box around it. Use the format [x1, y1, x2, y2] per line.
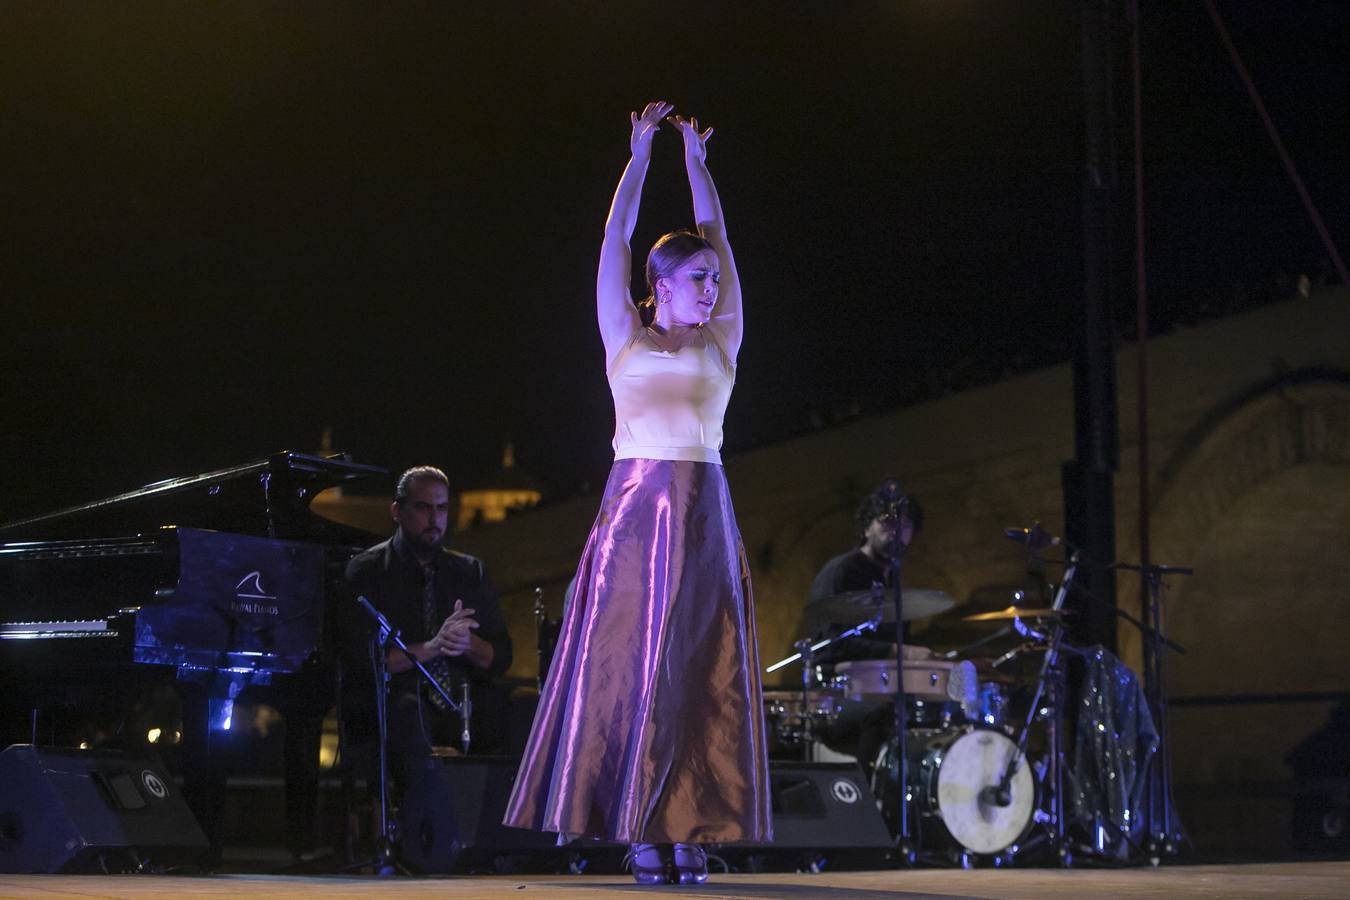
[1066, 0, 1121, 654]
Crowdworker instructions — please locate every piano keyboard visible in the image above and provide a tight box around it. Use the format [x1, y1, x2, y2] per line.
[0, 620, 121, 639]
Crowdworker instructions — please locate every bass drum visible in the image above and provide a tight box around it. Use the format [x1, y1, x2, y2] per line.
[873, 727, 1036, 856]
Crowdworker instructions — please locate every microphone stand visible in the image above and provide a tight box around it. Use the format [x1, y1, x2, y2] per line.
[357, 596, 464, 717]
[886, 506, 915, 866]
[941, 624, 1014, 660]
[989, 548, 1080, 866]
[1072, 559, 1189, 861]
[351, 596, 464, 876]
[767, 617, 882, 761]
[533, 587, 549, 692]
[766, 615, 882, 674]
[1112, 561, 1192, 861]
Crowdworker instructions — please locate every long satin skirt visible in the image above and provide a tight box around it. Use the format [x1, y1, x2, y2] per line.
[503, 458, 772, 844]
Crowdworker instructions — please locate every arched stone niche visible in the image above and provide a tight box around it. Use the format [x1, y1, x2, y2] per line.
[1118, 374, 1350, 786]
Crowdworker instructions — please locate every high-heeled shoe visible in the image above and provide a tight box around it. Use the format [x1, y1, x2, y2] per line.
[673, 842, 708, 885]
[625, 842, 671, 885]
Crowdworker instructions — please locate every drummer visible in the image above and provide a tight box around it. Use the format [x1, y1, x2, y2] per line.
[807, 479, 924, 659]
[804, 480, 924, 772]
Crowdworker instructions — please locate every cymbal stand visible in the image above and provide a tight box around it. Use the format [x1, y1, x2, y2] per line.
[794, 637, 816, 762]
[1038, 625, 1095, 866]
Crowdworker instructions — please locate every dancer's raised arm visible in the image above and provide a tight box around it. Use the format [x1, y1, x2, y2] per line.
[669, 114, 743, 360]
[598, 100, 673, 364]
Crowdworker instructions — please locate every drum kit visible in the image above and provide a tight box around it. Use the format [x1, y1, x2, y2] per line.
[531, 515, 1185, 867]
[764, 530, 1100, 867]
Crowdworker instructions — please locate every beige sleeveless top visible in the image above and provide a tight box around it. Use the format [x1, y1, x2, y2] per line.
[607, 325, 736, 464]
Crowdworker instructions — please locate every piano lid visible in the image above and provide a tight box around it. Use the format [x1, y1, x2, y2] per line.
[0, 451, 387, 544]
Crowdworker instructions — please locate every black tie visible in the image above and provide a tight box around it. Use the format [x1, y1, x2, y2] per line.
[422, 564, 437, 637]
[422, 563, 454, 715]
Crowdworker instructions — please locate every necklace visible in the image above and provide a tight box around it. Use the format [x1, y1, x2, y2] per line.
[645, 323, 702, 354]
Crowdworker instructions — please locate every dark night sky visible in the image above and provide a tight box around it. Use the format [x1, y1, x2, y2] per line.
[1, 2, 1346, 519]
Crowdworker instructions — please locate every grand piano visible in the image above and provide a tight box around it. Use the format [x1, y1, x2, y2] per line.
[0, 451, 387, 850]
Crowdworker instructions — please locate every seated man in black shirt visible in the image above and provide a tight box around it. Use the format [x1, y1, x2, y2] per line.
[805, 480, 923, 772]
[342, 465, 513, 791]
[807, 480, 924, 663]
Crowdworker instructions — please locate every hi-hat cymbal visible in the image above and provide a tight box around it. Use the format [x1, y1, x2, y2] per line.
[962, 605, 1063, 622]
[807, 588, 955, 624]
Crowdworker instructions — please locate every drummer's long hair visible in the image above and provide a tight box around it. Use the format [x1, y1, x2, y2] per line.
[855, 479, 924, 544]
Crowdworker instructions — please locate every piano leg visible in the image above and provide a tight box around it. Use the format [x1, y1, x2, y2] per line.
[177, 671, 333, 867]
[273, 667, 333, 860]
[177, 684, 227, 865]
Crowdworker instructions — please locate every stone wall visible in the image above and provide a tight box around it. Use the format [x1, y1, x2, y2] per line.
[456, 288, 1350, 853]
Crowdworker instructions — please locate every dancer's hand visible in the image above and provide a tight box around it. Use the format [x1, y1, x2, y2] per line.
[630, 100, 673, 155]
[667, 114, 713, 164]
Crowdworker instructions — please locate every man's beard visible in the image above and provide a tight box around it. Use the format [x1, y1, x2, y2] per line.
[403, 524, 443, 553]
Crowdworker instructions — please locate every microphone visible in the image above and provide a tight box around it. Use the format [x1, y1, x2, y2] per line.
[979, 782, 1012, 808]
[356, 595, 395, 636]
[880, 479, 908, 517]
[460, 679, 472, 755]
[1003, 524, 1061, 551]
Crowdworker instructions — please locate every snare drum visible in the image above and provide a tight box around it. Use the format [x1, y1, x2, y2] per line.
[873, 726, 1036, 855]
[834, 658, 979, 727]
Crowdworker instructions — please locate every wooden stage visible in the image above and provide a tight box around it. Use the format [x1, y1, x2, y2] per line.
[2, 861, 1348, 899]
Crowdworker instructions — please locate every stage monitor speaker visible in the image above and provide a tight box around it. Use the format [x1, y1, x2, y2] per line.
[729, 761, 892, 868]
[398, 755, 560, 874]
[0, 744, 211, 874]
[766, 761, 892, 848]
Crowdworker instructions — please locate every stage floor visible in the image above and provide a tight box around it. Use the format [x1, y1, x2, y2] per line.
[3, 861, 1349, 899]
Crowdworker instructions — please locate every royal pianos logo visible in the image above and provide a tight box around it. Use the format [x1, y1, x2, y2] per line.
[232, 571, 280, 617]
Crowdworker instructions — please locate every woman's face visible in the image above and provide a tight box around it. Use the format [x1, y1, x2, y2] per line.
[657, 249, 720, 326]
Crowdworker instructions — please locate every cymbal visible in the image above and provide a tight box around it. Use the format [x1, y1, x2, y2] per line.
[807, 588, 955, 624]
[962, 605, 1063, 622]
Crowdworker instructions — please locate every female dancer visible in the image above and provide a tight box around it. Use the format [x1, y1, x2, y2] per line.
[504, 101, 771, 885]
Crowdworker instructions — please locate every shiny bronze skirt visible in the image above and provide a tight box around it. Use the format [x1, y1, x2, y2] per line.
[503, 458, 771, 843]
